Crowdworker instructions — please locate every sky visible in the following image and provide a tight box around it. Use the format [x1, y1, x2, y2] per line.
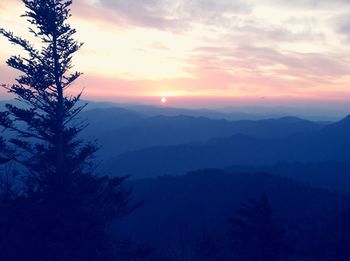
[1, 0, 350, 109]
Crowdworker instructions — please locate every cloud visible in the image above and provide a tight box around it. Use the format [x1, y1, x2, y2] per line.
[262, 0, 350, 9]
[188, 43, 350, 96]
[222, 24, 325, 46]
[334, 13, 350, 40]
[74, 42, 350, 99]
[79, 0, 251, 30]
[2, 0, 350, 103]
[72, 1, 125, 28]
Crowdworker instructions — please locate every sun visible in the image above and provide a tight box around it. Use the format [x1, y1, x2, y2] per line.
[161, 97, 167, 104]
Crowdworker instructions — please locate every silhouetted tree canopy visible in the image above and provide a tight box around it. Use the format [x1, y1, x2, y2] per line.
[0, 0, 138, 260]
[228, 193, 291, 261]
[0, 0, 91, 189]
[329, 209, 350, 261]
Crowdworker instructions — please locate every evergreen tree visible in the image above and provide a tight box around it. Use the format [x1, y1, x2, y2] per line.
[0, 0, 91, 193]
[329, 209, 350, 261]
[0, 0, 138, 260]
[228, 193, 290, 261]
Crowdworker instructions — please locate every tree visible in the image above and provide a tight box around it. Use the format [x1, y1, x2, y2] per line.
[0, 137, 17, 197]
[228, 193, 290, 261]
[0, 0, 138, 260]
[0, 0, 90, 192]
[329, 209, 350, 261]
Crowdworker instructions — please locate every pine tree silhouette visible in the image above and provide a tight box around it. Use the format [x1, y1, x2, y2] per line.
[329, 209, 350, 261]
[0, 1, 138, 260]
[0, 0, 92, 193]
[228, 193, 290, 261]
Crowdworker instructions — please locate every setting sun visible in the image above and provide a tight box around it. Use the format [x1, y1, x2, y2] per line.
[161, 97, 167, 104]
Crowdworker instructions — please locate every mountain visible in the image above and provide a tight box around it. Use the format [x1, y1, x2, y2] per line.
[122, 104, 265, 121]
[80, 107, 145, 133]
[1, 102, 326, 160]
[226, 161, 350, 194]
[115, 169, 347, 250]
[81, 110, 324, 158]
[1, 99, 347, 121]
[102, 115, 350, 179]
[123, 104, 347, 121]
[320, 114, 350, 138]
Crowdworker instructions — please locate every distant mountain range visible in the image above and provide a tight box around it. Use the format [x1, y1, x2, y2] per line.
[102, 115, 350, 181]
[117, 102, 350, 121]
[82, 107, 325, 158]
[1, 99, 349, 121]
[2, 100, 350, 193]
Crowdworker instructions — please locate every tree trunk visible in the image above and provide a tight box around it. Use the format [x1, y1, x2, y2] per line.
[53, 32, 65, 185]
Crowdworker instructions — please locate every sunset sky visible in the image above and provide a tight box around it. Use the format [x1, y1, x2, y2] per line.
[1, 0, 350, 108]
